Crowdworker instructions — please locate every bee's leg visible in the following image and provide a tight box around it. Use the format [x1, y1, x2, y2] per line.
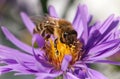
[41, 30, 45, 37]
[54, 38, 59, 55]
[60, 37, 65, 44]
[54, 38, 58, 48]
[41, 29, 49, 41]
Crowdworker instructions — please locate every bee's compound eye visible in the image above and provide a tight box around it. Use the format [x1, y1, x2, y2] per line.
[71, 30, 77, 36]
[63, 32, 68, 38]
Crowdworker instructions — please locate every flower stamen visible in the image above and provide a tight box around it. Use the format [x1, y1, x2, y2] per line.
[44, 38, 83, 69]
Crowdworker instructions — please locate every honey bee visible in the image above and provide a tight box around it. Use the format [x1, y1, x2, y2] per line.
[33, 15, 83, 67]
[33, 15, 78, 46]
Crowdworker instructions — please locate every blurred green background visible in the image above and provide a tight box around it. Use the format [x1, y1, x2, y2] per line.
[0, 0, 120, 79]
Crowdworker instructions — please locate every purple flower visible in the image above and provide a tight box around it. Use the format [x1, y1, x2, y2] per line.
[0, 4, 120, 79]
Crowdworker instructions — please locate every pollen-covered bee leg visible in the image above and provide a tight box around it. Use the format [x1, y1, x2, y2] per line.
[54, 38, 58, 48]
[54, 38, 59, 55]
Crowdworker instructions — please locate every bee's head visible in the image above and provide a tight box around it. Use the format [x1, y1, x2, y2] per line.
[60, 30, 77, 45]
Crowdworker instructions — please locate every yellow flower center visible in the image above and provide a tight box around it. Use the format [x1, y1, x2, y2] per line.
[44, 38, 82, 69]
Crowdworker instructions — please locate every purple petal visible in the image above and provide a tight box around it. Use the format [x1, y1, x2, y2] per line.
[32, 34, 43, 61]
[1, 57, 51, 75]
[36, 71, 62, 79]
[87, 68, 108, 79]
[0, 68, 12, 75]
[48, 5, 58, 18]
[88, 45, 120, 60]
[33, 34, 45, 48]
[97, 19, 119, 44]
[76, 20, 84, 39]
[32, 48, 53, 73]
[21, 12, 45, 47]
[0, 64, 35, 75]
[72, 5, 83, 39]
[86, 30, 101, 52]
[89, 22, 101, 36]
[0, 64, 21, 74]
[90, 15, 117, 46]
[1, 59, 17, 64]
[107, 30, 120, 41]
[1, 27, 33, 54]
[99, 14, 114, 34]
[94, 60, 120, 65]
[20, 12, 35, 34]
[80, 5, 89, 45]
[78, 70, 87, 79]
[32, 34, 53, 71]
[88, 39, 120, 55]
[0, 45, 34, 63]
[73, 63, 87, 69]
[63, 72, 79, 79]
[72, 4, 81, 28]
[73, 17, 84, 39]
[61, 55, 72, 71]
[14, 59, 38, 73]
[0, 64, 18, 74]
[113, 30, 120, 39]
[34, 61, 53, 73]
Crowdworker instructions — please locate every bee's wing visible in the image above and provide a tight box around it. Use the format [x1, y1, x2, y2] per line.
[30, 14, 52, 25]
[30, 15, 45, 25]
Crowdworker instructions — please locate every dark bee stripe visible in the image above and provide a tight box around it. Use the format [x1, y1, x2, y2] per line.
[36, 25, 41, 31]
[39, 23, 43, 30]
[33, 27, 38, 33]
[41, 29, 45, 36]
[43, 25, 54, 34]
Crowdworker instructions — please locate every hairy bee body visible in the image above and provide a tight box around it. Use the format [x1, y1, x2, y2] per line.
[33, 16, 57, 40]
[33, 16, 78, 46]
